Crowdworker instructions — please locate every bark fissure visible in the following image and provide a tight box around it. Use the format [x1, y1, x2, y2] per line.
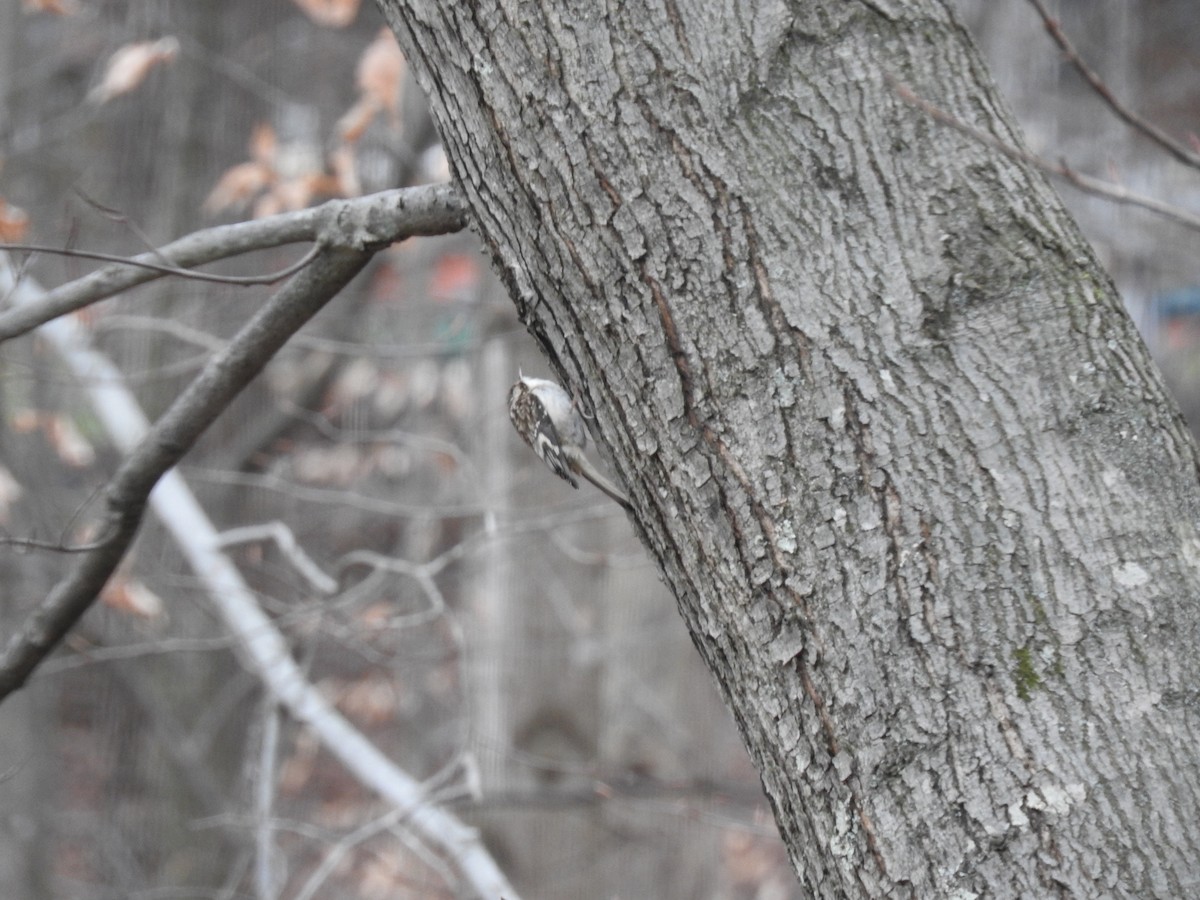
[633, 89, 893, 875]
[383, 0, 1200, 893]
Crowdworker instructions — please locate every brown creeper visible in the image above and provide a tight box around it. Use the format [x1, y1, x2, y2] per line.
[508, 374, 630, 508]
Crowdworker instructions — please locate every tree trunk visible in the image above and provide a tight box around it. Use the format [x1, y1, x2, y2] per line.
[376, 0, 1200, 895]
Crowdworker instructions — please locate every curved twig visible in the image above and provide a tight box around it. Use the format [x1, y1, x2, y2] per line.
[1025, 0, 1200, 171]
[1, 240, 322, 286]
[0, 185, 468, 344]
[889, 78, 1200, 233]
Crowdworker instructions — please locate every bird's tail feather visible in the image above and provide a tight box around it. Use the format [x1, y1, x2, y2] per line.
[567, 449, 630, 509]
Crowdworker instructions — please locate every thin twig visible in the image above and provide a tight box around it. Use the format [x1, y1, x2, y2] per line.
[0, 185, 468, 344]
[0, 532, 114, 554]
[1, 240, 322, 286]
[889, 78, 1200, 233]
[73, 186, 188, 267]
[0, 208, 320, 343]
[92, 314, 228, 351]
[214, 522, 339, 595]
[1025, 0, 1200, 171]
[292, 806, 417, 900]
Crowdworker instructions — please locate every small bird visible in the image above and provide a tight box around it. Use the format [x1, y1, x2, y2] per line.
[508, 374, 630, 508]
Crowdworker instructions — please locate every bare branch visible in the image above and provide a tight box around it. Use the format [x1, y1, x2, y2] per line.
[0, 533, 112, 554]
[187, 464, 491, 517]
[0, 187, 468, 682]
[254, 700, 285, 900]
[0, 246, 371, 697]
[293, 806, 416, 900]
[0, 240, 322, 287]
[0, 184, 468, 343]
[1025, 0, 1200, 171]
[92, 313, 228, 351]
[889, 78, 1200, 233]
[0, 244, 518, 898]
[0, 212, 314, 343]
[214, 522, 339, 595]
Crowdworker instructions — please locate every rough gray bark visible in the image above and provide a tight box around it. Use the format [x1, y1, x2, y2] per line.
[377, 0, 1200, 895]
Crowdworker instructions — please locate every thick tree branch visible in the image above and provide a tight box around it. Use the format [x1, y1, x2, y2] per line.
[0, 184, 468, 343]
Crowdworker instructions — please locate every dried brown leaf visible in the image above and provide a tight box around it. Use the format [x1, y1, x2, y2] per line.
[290, 0, 360, 28]
[336, 28, 405, 144]
[0, 464, 22, 525]
[335, 95, 380, 144]
[278, 728, 320, 795]
[329, 143, 361, 197]
[249, 122, 278, 167]
[45, 414, 95, 468]
[357, 28, 406, 115]
[10, 409, 40, 434]
[292, 444, 365, 486]
[101, 575, 165, 619]
[360, 847, 414, 899]
[88, 37, 180, 104]
[335, 675, 400, 726]
[0, 199, 30, 242]
[430, 253, 481, 302]
[251, 191, 283, 221]
[202, 161, 274, 215]
[22, 0, 79, 15]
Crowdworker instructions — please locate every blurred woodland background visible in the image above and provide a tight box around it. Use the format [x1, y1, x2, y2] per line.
[0, 0, 1198, 897]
